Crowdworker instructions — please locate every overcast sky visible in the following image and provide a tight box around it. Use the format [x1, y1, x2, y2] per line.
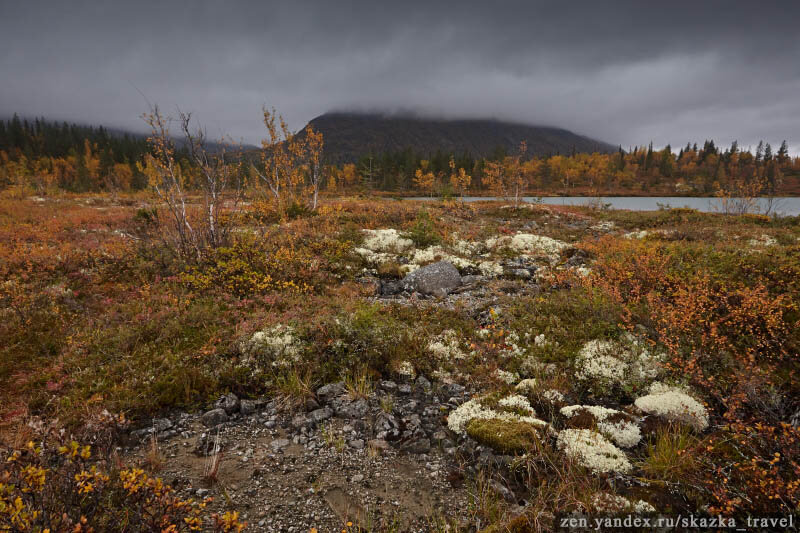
[1, 1, 798, 153]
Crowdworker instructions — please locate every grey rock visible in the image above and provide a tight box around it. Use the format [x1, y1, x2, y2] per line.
[379, 280, 403, 296]
[374, 412, 402, 440]
[270, 438, 291, 451]
[316, 382, 346, 404]
[130, 428, 152, 442]
[304, 397, 321, 411]
[431, 431, 449, 444]
[400, 261, 461, 295]
[512, 268, 531, 279]
[402, 437, 431, 454]
[441, 383, 466, 397]
[380, 380, 398, 391]
[130, 418, 173, 441]
[215, 393, 240, 415]
[201, 408, 229, 428]
[291, 414, 309, 429]
[400, 400, 419, 414]
[240, 399, 258, 416]
[308, 407, 333, 424]
[416, 375, 432, 391]
[334, 398, 369, 419]
[565, 249, 588, 267]
[152, 418, 173, 432]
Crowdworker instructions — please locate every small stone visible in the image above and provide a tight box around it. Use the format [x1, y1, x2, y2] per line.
[380, 380, 398, 391]
[152, 418, 173, 432]
[335, 398, 369, 418]
[215, 393, 240, 415]
[431, 431, 449, 444]
[308, 407, 333, 424]
[416, 375, 432, 390]
[270, 438, 291, 451]
[316, 382, 346, 404]
[291, 414, 309, 429]
[240, 399, 258, 415]
[201, 408, 229, 428]
[402, 437, 431, 454]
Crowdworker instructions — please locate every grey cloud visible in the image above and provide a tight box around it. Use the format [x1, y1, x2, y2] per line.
[1, 0, 799, 152]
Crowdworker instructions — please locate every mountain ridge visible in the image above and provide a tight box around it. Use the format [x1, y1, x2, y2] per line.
[304, 111, 618, 163]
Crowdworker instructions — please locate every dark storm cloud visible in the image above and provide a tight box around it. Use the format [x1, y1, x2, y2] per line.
[1, 0, 799, 152]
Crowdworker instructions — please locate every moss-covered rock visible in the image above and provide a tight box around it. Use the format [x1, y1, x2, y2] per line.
[466, 417, 542, 455]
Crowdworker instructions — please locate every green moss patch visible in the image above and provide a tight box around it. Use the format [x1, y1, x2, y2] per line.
[466, 418, 542, 455]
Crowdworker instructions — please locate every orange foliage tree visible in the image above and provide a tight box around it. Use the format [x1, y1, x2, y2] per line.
[413, 159, 436, 196]
[257, 107, 324, 214]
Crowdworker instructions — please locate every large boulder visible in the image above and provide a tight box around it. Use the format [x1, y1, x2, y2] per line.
[401, 261, 461, 296]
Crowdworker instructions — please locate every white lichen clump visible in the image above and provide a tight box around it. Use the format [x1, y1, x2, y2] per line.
[478, 261, 503, 277]
[515, 378, 538, 394]
[487, 233, 569, 262]
[748, 234, 777, 247]
[361, 228, 413, 253]
[447, 395, 548, 434]
[353, 247, 397, 266]
[623, 230, 651, 240]
[592, 493, 655, 514]
[574, 340, 629, 387]
[634, 382, 709, 431]
[533, 333, 549, 347]
[543, 389, 566, 404]
[240, 324, 303, 368]
[557, 429, 632, 474]
[561, 405, 641, 448]
[498, 394, 533, 411]
[395, 360, 416, 379]
[500, 331, 526, 358]
[406, 246, 475, 272]
[427, 330, 470, 361]
[590, 221, 616, 232]
[496, 369, 519, 384]
[452, 238, 483, 256]
[574, 336, 664, 391]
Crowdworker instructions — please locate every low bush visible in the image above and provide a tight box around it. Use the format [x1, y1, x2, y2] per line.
[0, 440, 245, 532]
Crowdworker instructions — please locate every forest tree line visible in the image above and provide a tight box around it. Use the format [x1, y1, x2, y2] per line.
[1, 114, 799, 196]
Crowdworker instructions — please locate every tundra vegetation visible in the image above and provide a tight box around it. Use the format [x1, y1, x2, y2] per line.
[0, 111, 799, 531]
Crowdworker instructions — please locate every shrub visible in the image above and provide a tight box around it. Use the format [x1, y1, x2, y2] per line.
[639, 424, 700, 483]
[0, 440, 244, 532]
[404, 209, 442, 248]
[180, 238, 314, 296]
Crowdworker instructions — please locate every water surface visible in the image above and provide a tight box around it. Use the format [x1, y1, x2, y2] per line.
[409, 196, 800, 216]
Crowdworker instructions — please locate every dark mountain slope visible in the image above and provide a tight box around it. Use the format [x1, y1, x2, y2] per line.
[305, 112, 617, 163]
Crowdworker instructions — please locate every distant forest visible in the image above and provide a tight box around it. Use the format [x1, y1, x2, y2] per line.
[1, 114, 799, 196]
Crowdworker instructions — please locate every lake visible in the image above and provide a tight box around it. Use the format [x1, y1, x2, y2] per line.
[408, 196, 800, 216]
